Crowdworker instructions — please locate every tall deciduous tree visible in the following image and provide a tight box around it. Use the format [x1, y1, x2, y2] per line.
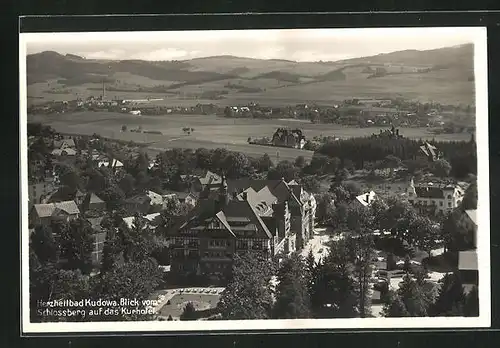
[431, 159, 452, 177]
[382, 290, 410, 317]
[217, 253, 275, 320]
[311, 239, 358, 318]
[397, 273, 430, 316]
[91, 258, 163, 321]
[258, 153, 274, 172]
[180, 302, 198, 321]
[268, 160, 300, 182]
[31, 224, 59, 264]
[57, 219, 94, 274]
[30, 264, 91, 322]
[273, 253, 312, 319]
[429, 272, 467, 317]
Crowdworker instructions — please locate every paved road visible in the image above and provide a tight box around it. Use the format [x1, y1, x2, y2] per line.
[300, 231, 332, 264]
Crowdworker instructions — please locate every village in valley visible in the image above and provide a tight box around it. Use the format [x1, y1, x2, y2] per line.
[26, 35, 480, 323]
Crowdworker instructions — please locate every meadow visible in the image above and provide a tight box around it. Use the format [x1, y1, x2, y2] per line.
[28, 111, 472, 163]
[26, 64, 474, 108]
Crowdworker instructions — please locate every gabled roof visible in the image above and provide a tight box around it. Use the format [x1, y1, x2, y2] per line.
[356, 191, 377, 207]
[146, 190, 164, 206]
[98, 158, 124, 168]
[163, 191, 196, 200]
[419, 142, 438, 159]
[458, 250, 478, 271]
[34, 201, 80, 217]
[125, 195, 151, 205]
[176, 197, 273, 239]
[465, 209, 477, 226]
[87, 217, 104, 232]
[45, 186, 78, 203]
[123, 213, 161, 229]
[228, 178, 302, 209]
[51, 148, 76, 156]
[87, 192, 104, 203]
[414, 186, 445, 199]
[54, 138, 76, 148]
[197, 170, 223, 186]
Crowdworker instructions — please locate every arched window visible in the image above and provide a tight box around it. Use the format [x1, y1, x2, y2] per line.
[447, 195, 452, 199]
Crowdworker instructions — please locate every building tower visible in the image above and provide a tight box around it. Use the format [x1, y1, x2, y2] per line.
[407, 176, 417, 198]
[102, 78, 106, 100]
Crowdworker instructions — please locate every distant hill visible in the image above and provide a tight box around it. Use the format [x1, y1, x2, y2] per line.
[336, 43, 474, 69]
[26, 44, 474, 105]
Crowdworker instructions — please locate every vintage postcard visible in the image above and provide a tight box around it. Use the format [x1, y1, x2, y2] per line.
[19, 27, 490, 334]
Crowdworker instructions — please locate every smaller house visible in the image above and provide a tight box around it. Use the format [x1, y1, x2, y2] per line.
[418, 142, 440, 162]
[124, 194, 152, 215]
[44, 186, 85, 206]
[458, 249, 478, 287]
[28, 179, 56, 206]
[31, 201, 80, 226]
[147, 190, 164, 212]
[191, 171, 223, 192]
[271, 128, 306, 149]
[122, 213, 162, 231]
[82, 192, 106, 213]
[355, 191, 377, 207]
[163, 191, 198, 207]
[51, 148, 77, 157]
[464, 209, 477, 232]
[53, 138, 76, 149]
[97, 158, 124, 169]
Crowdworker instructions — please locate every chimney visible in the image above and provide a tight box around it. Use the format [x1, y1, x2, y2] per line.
[242, 191, 248, 201]
[365, 193, 370, 203]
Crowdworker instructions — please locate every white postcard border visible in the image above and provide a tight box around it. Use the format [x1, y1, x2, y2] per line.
[19, 26, 490, 334]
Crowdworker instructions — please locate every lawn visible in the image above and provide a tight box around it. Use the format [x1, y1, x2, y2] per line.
[27, 111, 471, 163]
[158, 293, 220, 319]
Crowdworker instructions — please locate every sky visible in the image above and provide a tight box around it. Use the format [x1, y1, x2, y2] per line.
[23, 28, 481, 62]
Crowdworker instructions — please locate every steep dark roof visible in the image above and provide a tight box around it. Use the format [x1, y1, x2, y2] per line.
[465, 209, 477, 226]
[125, 195, 151, 205]
[176, 197, 272, 239]
[414, 186, 444, 199]
[46, 186, 82, 203]
[86, 217, 104, 232]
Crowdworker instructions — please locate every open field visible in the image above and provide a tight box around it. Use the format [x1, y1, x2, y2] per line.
[28, 111, 472, 162]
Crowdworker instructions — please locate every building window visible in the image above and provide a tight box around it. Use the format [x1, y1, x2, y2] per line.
[440, 201, 443, 206]
[447, 195, 452, 199]
[448, 202, 451, 207]
[408, 200, 414, 204]
[236, 240, 249, 249]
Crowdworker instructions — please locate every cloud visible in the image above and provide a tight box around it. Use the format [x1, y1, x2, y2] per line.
[130, 48, 201, 61]
[23, 28, 481, 62]
[82, 49, 127, 60]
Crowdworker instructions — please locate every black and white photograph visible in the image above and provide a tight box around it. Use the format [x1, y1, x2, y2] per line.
[19, 27, 490, 333]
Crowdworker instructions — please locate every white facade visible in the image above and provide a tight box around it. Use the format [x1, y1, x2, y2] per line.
[406, 177, 464, 215]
